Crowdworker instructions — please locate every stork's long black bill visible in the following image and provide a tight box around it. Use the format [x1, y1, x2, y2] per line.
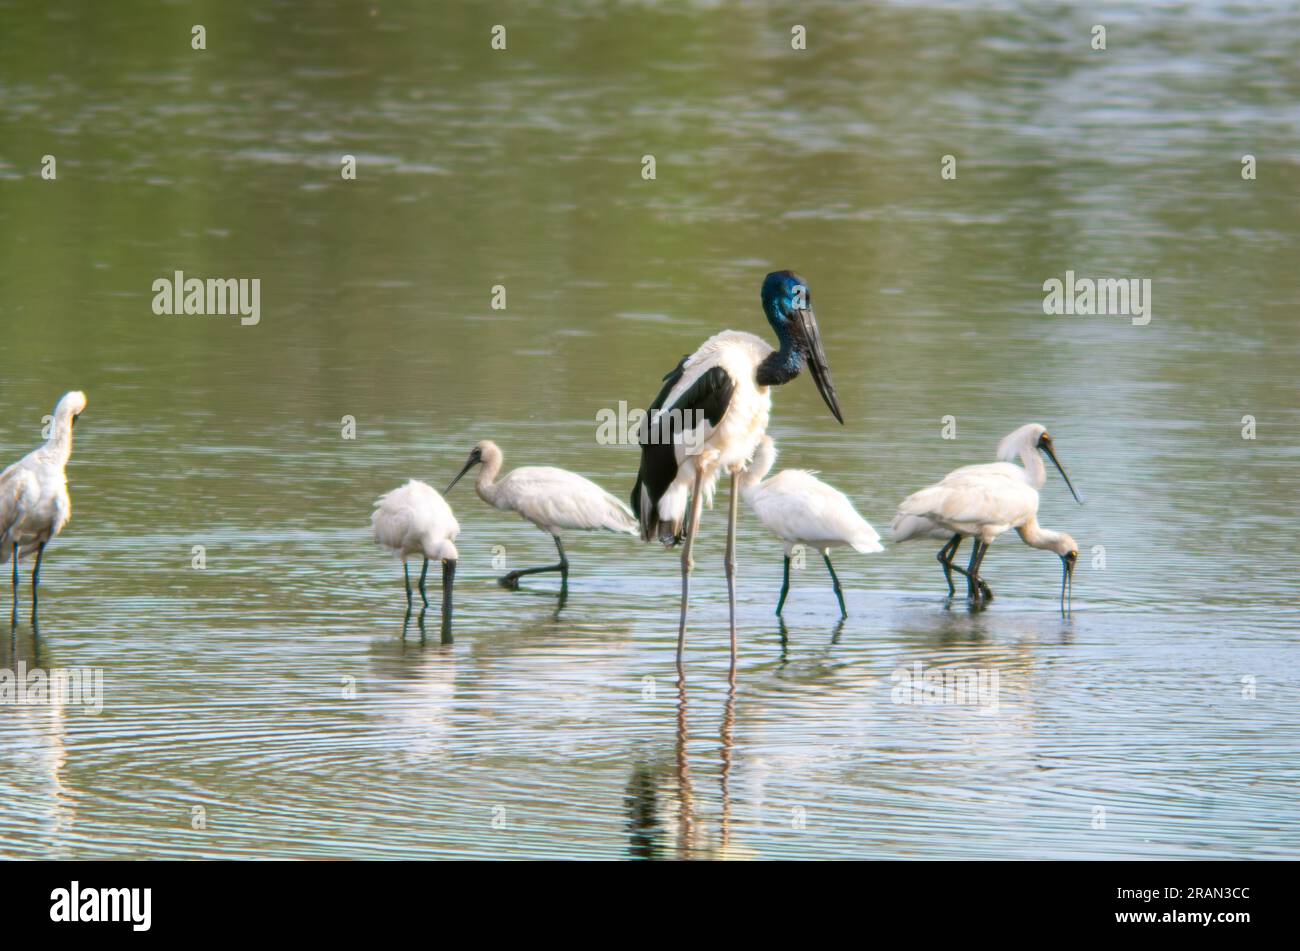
[1041, 442, 1083, 504]
[793, 307, 843, 424]
[445, 458, 480, 494]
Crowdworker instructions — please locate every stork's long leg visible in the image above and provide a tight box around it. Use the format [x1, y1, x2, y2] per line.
[11, 546, 19, 609]
[677, 467, 706, 668]
[775, 555, 792, 616]
[418, 557, 430, 607]
[724, 469, 739, 671]
[31, 543, 45, 617]
[822, 552, 847, 617]
[499, 535, 569, 590]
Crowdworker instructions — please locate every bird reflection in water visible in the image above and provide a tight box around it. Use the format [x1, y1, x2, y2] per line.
[623, 667, 740, 859]
[776, 616, 847, 667]
[401, 605, 452, 646]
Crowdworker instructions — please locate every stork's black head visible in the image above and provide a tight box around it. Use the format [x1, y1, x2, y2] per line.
[759, 270, 843, 424]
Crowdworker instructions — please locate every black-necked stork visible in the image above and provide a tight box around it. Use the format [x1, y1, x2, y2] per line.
[447, 440, 637, 591]
[630, 270, 843, 670]
[891, 423, 1083, 612]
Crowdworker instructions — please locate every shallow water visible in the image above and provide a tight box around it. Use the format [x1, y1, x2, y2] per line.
[0, 0, 1297, 859]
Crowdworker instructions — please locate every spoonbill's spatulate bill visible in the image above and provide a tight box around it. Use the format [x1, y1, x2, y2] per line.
[0, 390, 87, 620]
[740, 436, 882, 617]
[371, 480, 459, 619]
[630, 270, 844, 670]
[446, 440, 636, 591]
[891, 423, 1082, 611]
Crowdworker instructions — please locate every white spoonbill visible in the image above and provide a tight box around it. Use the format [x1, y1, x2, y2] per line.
[889, 425, 1051, 599]
[630, 270, 843, 667]
[740, 436, 882, 617]
[0, 390, 87, 618]
[446, 440, 636, 590]
[371, 480, 459, 618]
[892, 423, 1082, 609]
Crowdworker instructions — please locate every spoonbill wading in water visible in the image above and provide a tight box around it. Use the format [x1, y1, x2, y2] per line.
[447, 440, 636, 591]
[892, 423, 1083, 611]
[741, 436, 882, 617]
[631, 271, 844, 668]
[371, 480, 459, 620]
[0, 390, 87, 620]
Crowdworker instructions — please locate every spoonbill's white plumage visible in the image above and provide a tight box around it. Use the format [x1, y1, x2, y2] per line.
[892, 423, 1082, 609]
[631, 271, 843, 668]
[447, 440, 635, 590]
[371, 480, 459, 617]
[740, 435, 882, 616]
[0, 390, 87, 618]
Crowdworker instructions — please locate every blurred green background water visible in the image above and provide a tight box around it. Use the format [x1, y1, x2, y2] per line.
[0, 0, 1296, 858]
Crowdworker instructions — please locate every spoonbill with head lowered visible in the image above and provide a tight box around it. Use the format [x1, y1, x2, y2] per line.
[0, 390, 87, 619]
[447, 440, 636, 591]
[740, 435, 882, 617]
[891, 423, 1082, 610]
[630, 270, 844, 670]
[371, 480, 459, 619]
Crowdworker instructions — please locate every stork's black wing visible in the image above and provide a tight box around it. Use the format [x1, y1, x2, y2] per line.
[630, 356, 735, 544]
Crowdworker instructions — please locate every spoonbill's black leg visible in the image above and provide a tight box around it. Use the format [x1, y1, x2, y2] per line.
[941, 537, 993, 602]
[441, 559, 456, 626]
[965, 540, 982, 600]
[936, 534, 961, 595]
[775, 555, 792, 616]
[822, 552, 847, 618]
[418, 557, 430, 607]
[498, 535, 569, 590]
[968, 540, 991, 604]
[31, 543, 45, 618]
[403, 560, 413, 605]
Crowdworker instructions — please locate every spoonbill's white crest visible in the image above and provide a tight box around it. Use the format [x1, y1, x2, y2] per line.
[892, 423, 1082, 610]
[447, 440, 636, 591]
[740, 436, 882, 617]
[371, 480, 459, 618]
[0, 390, 87, 618]
[631, 271, 843, 669]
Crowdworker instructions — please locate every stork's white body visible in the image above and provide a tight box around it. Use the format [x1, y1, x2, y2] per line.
[371, 480, 460, 563]
[0, 391, 86, 567]
[741, 438, 882, 557]
[652, 330, 774, 529]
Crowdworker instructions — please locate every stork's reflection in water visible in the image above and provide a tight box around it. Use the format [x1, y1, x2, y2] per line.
[623, 668, 739, 860]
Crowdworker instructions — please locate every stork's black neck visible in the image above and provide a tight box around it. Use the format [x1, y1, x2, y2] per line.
[756, 344, 802, 386]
